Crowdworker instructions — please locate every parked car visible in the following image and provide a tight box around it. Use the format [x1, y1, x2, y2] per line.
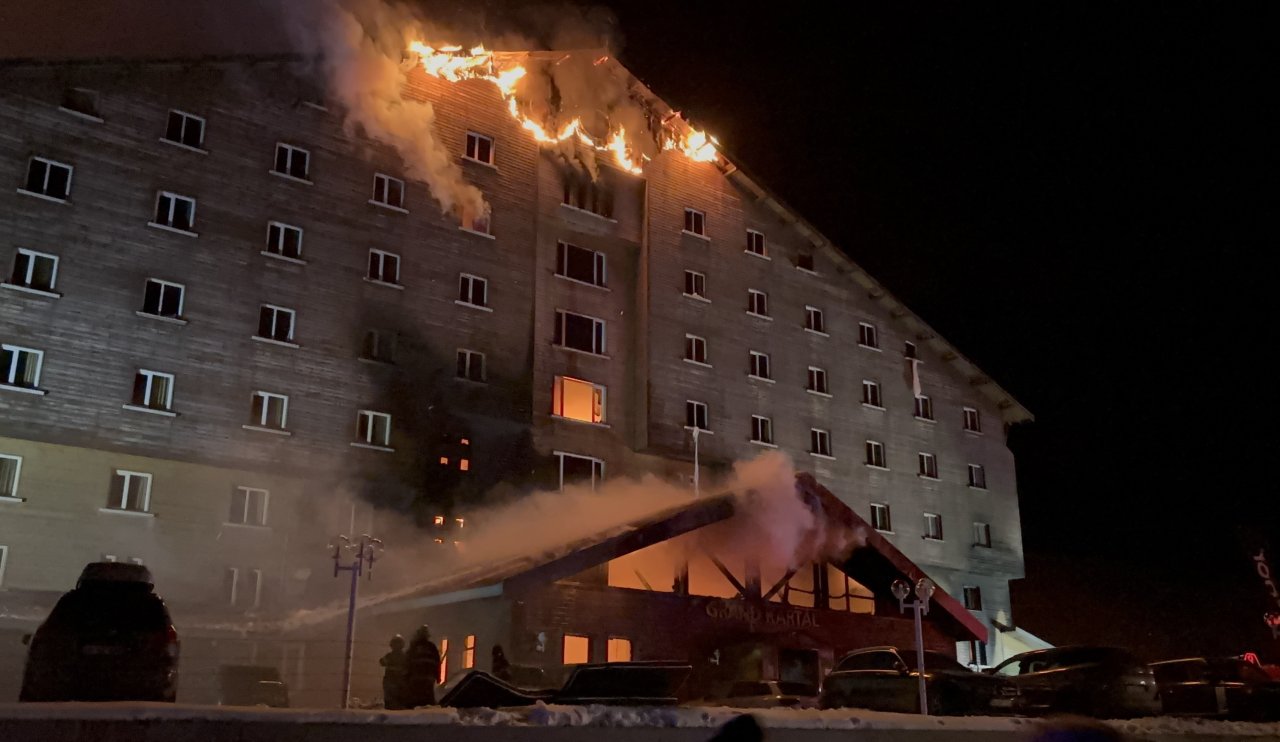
[988, 646, 1160, 718]
[219, 665, 290, 707]
[713, 680, 820, 708]
[818, 646, 1006, 715]
[1152, 657, 1280, 720]
[19, 562, 179, 702]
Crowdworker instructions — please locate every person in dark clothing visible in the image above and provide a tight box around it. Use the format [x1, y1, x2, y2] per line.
[491, 644, 511, 682]
[379, 634, 408, 709]
[404, 624, 441, 707]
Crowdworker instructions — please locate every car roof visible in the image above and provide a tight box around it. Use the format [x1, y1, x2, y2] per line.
[77, 561, 154, 587]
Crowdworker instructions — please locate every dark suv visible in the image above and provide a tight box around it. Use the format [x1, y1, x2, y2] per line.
[819, 646, 1005, 715]
[989, 646, 1160, 718]
[19, 562, 179, 702]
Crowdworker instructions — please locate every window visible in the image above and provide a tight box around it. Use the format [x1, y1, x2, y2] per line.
[250, 391, 288, 430]
[461, 205, 491, 235]
[0, 544, 7, 587]
[1, 344, 43, 389]
[963, 407, 982, 433]
[748, 351, 771, 380]
[131, 369, 174, 411]
[152, 191, 196, 232]
[923, 513, 944, 541]
[464, 635, 476, 669]
[142, 279, 184, 318]
[556, 242, 606, 287]
[685, 400, 709, 431]
[439, 638, 449, 684]
[552, 375, 606, 424]
[367, 249, 400, 285]
[974, 522, 992, 548]
[796, 252, 815, 272]
[963, 586, 983, 611]
[562, 173, 613, 218]
[456, 349, 486, 382]
[557, 452, 604, 491]
[362, 329, 396, 363]
[0, 454, 22, 499]
[904, 341, 918, 359]
[257, 305, 296, 343]
[8, 249, 58, 292]
[265, 222, 304, 260]
[554, 310, 606, 355]
[807, 366, 829, 395]
[22, 157, 73, 201]
[917, 452, 938, 479]
[745, 229, 766, 257]
[607, 637, 632, 662]
[457, 274, 488, 308]
[747, 289, 769, 317]
[683, 270, 707, 299]
[811, 428, 832, 457]
[272, 143, 311, 181]
[224, 568, 239, 606]
[356, 410, 392, 448]
[683, 208, 706, 236]
[684, 334, 708, 365]
[914, 395, 935, 421]
[229, 486, 269, 526]
[968, 464, 987, 489]
[861, 380, 883, 408]
[864, 440, 886, 468]
[870, 503, 892, 532]
[371, 173, 405, 209]
[858, 322, 879, 349]
[750, 415, 774, 445]
[107, 470, 151, 513]
[563, 634, 590, 665]
[61, 88, 100, 118]
[804, 305, 825, 334]
[249, 569, 264, 608]
[464, 132, 495, 164]
[164, 110, 205, 149]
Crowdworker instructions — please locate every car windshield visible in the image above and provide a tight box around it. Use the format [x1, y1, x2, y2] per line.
[902, 651, 968, 673]
[996, 648, 1134, 676]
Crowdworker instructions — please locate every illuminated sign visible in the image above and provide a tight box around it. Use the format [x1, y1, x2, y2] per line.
[1252, 549, 1280, 640]
[705, 599, 820, 630]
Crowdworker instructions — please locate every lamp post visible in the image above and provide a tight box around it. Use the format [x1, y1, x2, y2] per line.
[891, 577, 936, 715]
[691, 426, 701, 498]
[330, 533, 383, 709]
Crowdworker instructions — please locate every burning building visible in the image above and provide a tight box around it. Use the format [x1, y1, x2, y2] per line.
[0, 1, 1035, 705]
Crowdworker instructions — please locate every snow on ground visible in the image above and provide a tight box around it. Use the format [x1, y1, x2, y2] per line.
[3, 702, 1280, 736]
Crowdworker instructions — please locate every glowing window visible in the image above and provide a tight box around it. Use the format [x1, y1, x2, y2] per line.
[552, 376, 605, 424]
[433, 515, 445, 526]
[438, 638, 449, 684]
[464, 634, 476, 669]
[563, 634, 590, 665]
[459, 459, 470, 471]
[607, 637, 632, 662]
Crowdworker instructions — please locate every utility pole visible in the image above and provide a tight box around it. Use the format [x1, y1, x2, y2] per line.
[692, 427, 701, 498]
[330, 533, 383, 709]
[891, 578, 936, 715]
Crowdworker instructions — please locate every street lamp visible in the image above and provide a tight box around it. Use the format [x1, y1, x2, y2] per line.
[330, 533, 383, 709]
[891, 577, 936, 715]
[691, 426, 701, 498]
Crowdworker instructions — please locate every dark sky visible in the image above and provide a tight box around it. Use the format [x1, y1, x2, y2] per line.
[600, 2, 1275, 658]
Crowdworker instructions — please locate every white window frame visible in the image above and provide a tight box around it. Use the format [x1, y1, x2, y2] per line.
[917, 452, 939, 479]
[108, 469, 152, 513]
[683, 270, 708, 300]
[555, 451, 605, 491]
[861, 379, 883, 409]
[151, 190, 197, 234]
[914, 394, 935, 421]
[858, 321, 880, 350]
[553, 310, 607, 356]
[804, 305, 826, 335]
[272, 142, 312, 182]
[256, 304, 297, 344]
[923, 512, 944, 541]
[456, 349, 486, 382]
[163, 109, 206, 151]
[684, 334, 709, 366]
[8, 248, 60, 293]
[250, 390, 289, 430]
[963, 586, 983, 611]
[810, 428, 832, 458]
[748, 350, 772, 381]
[354, 409, 393, 449]
[864, 439, 887, 469]
[0, 544, 7, 587]
[973, 522, 992, 548]
[250, 568, 264, 609]
[457, 273, 490, 310]
[226, 567, 240, 607]
[464, 131, 495, 165]
[370, 172, 406, 211]
[683, 208, 707, 237]
[685, 400, 710, 432]
[265, 221, 305, 262]
[133, 369, 175, 411]
[229, 486, 269, 527]
[555, 242, 607, 288]
[366, 248, 401, 286]
[870, 503, 892, 533]
[1, 343, 44, 390]
[746, 288, 770, 318]
[807, 366, 830, 395]
[963, 407, 983, 433]
[750, 415, 774, 446]
[141, 278, 185, 319]
[745, 229, 768, 258]
[0, 453, 23, 501]
[21, 156, 73, 201]
[552, 375, 607, 425]
[968, 463, 988, 489]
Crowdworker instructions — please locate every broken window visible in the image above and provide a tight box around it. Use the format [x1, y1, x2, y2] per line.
[924, 512, 944, 541]
[464, 132, 494, 165]
[750, 415, 773, 445]
[142, 279, 184, 318]
[9, 249, 58, 292]
[685, 400, 709, 431]
[683, 208, 706, 236]
[265, 222, 304, 260]
[683, 270, 707, 299]
[914, 395, 935, 421]
[968, 464, 987, 489]
[963, 407, 982, 433]
[861, 380, 882, 408]
[864, 440, 886, 468]
[684, 334, 708, 364]
[23, 157, 73, 201]
[557, 452, 604, 491]
[371, 173, 405, 209]
[745, 229, 766, 257]
[356, 410, 392, 447]
[152, 191, 196, 232]
[556, 242, 606, 287]
[257, 305, 296, 343]
[747, 289, 769, 317]
[131, 369, 174, 411]
[273, 143, 311, 181]
[807, 366, 829, 395]
[748, 350, 771, 380]
[811, 428, 832, 457]
[457, 274, 488, 308]
[552, 375, 605, 424]
[361, 329, 396, 363]
[229, 486, 268, 526]
[367, 249, 400, 285]
[858, 322, 879, 349]
[554, 310, 605, 355]
[456, 349, 486, 382]
[250, 391, 288, 430]
[164, 110, 205, 149]
[918, 452, 938, 479]
[804, 305, 825, 334]
[562, 173, 613, 218]
[870, 503, 892, 532]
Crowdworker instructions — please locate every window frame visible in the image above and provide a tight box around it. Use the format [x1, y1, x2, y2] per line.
[108, 469, 152, 513]
[750, 414, 775, 446]
[456, 349, 487, 383]
[228, 486, 270, 527]
[858, 322, 880, 350]
[272, 142, 312, 182]
[552, 375, 607, 425]
[683, 208, 707, 238]
[810, 428, 833, 458]
[355, 409, 393, 449]
[21, 156, 74, 202]
[370, 172, 406, 211]
[150, 190, 197, 234]
[746, 288, 770, 319]
[555, 242, 607, 288]
[457, 273, 490, 309]
[265, 221, 305, 262]
[870, 502, 892, 533]
[864, 439, 887, 469]
[1, 343, 44, 390]
[464, 131, 496, 165]
[162, 109, 206, 151]
[923, 512, 944, 541]
[8, 248, 60, 293]
[745, 229, 768, 259]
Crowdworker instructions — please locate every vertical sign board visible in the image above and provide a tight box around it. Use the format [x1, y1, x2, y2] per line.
[1245, 527, 1280, 659]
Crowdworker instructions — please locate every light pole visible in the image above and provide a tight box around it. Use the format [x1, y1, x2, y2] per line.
[691, 427, 701, 498]
[891, 577, 936, 715]
[330, 533, 383, 709]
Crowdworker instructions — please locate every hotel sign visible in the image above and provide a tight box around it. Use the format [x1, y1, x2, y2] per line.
[705, 599, 819, 630]
[1252, 548, 1280, 640]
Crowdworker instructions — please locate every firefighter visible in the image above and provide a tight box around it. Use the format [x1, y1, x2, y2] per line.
[404, 624, 441, 707]
[379, 634, 408, 709]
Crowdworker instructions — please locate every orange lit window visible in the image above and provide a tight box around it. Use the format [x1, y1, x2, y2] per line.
[552, 376, 605, 424]
[439, 456, 449, 465]
[464, 634, 476, 669]
[456, 518, 465, 528]
[439, 638, 449, 684]
[563, 634, 590, 665]
[434, 515, 445, 526]
[459, 459, 470, 471]
[460, 438, 470, 446]
[607, 637, 632, 662]
[433, 537, 445, 544]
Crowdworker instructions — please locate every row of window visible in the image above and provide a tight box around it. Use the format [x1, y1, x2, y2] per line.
[681, 208, 816, 270]
[868, 502, 994, 550]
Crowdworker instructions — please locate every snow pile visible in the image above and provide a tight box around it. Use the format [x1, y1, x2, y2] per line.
[1113, 716, 1280, 737]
